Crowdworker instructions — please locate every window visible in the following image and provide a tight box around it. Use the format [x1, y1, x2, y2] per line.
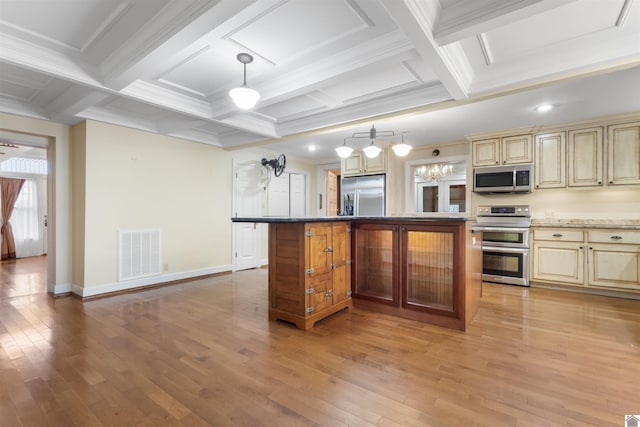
[413, 161, 467, 213]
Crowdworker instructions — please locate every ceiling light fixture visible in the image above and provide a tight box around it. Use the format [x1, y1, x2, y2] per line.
[392, 134, 412, 157]
[336, 139, 354, 158]
[362, 140, 382, 158]
[535, 103, 553, 112]
[229, 53, 260, 109]
[343, 124, 394, 159]
[416, 163, 453, 182]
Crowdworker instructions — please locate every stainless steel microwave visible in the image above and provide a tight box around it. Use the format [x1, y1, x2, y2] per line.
[473, 164, 532, 193]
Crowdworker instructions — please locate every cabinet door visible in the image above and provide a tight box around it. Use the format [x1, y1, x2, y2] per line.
[402, 225, 458, 314]
[342, 154, 362, 176]
[532, 241, 584, 285]
[502, 134, 532, 165]
[607, 121, 640, 185]
[331, 222, 351, 304]
[568, 127, 603, 187]
[352, 224, 398, 304]
[306, 223, 333, 313]
[588, 244, 640, 291]
[472, 138, 500, 166]
[535, 132, 566, 189]
[362, 149, 386, 173]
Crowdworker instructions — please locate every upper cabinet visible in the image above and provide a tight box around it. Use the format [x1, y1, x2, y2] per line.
[568, 127, 603, 187]
[341, 149, 387, 177]
[607, 121, 640, 186]
[472, 134, 532, 167]
[528, 117, 639, 190]
[534, 132, 566, 189]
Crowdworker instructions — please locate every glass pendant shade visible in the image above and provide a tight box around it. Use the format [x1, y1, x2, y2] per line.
[362, 142, 382, 158]
[392, 143, 412, 157]
[229, 85, 260, 109]
[336, 144, 353, 158]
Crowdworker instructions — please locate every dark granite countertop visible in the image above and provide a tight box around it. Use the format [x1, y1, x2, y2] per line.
[232, 216, 473, 223]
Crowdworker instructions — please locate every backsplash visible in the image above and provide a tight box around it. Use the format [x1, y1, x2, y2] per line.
[472, 186, 640, 220]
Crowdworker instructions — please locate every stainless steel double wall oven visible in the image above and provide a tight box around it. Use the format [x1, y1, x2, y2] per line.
[473, 205, 532, 287]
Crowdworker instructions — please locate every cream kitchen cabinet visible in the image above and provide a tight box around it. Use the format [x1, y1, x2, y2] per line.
[472, 134, 532, 167]
[568, 127, 603, 187]
[587, 230, 640, 292]
[607, 121, 640, 186]
[532, 227, 640, 294]
[341, 150, 387, 176]
[532, 229, 585, 286]
[534, 132, 566, 189]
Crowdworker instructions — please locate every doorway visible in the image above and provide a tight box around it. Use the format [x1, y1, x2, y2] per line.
[0, 137, 50, 297]
[232, 160, 263, 271]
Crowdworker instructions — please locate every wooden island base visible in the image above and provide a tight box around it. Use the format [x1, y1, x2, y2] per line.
[232, 216, 481, 331]
[269, 299, 353, 330]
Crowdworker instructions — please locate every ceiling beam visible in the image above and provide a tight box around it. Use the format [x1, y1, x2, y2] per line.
[100, 0, 256, 91]
[381, 0, 472, 100]
[434, 0, 578, 46]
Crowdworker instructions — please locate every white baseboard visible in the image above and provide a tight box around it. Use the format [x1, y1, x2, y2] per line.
[74, 264, 233, 298]
[53, 283, 72, 295]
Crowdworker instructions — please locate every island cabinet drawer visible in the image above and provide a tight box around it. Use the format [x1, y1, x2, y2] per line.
[534, 229, 584, 242]
[588, 230, 640, 244]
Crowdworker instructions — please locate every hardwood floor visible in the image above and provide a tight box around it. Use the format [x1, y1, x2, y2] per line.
[0, 256, 47, 299]
[0, 267, 638, 426]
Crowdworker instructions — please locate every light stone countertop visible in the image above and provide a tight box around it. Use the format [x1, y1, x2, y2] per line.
[531, 219, 640, 230]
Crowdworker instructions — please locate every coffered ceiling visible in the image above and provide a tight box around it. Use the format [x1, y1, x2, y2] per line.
[0, 0, 639, 163]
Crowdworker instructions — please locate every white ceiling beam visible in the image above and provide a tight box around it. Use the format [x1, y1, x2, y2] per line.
[381, 0, 472, 100]
[101, 0, 256, 91]
[434, 0, 578, 46]
[45, 86, 112, 124]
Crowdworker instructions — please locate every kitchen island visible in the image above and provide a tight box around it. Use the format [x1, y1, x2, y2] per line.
[232, 216, 482, 331]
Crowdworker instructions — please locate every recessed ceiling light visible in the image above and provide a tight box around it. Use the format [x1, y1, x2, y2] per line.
[308, 145, 317, 152]
[535, 104, 553, 112]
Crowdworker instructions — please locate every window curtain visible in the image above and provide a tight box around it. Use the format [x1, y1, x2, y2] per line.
[0, 177, 25, 260]
[12, 178, 45, 258]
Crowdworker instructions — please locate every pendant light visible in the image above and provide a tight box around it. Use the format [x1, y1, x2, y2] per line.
[229, 53, 260, 109]
[392, 134, 412, 157]
[362, 140, 382, 158]
[336, 139, 354, 158]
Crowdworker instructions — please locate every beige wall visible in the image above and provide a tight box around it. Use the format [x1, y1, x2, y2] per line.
[81, 121, 234, 287]
[71, 122, 86, 287]
[0, 112, 72, 293]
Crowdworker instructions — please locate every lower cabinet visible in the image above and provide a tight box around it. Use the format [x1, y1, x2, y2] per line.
[352, 220, 481, 331]
[532, 228, 640, 294]
[268, 221, 352, 330]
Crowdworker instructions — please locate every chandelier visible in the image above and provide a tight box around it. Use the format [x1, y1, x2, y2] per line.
[336, 124, 412, 159]
[416, 163, 453, 182]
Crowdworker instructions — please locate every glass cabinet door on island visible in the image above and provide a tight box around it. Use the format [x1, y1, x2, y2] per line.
[403, 226, 457, 313]
[352, 223, 399, 304]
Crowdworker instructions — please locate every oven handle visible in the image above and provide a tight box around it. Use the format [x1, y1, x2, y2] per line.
[482, 246, 529, 254]
[473, 226, 529, 233]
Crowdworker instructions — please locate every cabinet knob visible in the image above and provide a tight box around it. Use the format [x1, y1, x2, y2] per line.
[609, 181, 613, 184]
[598, 181, 602, 185]
[610, 235, 623, 240]
[552, 233, 563, 238]
[579, 246, 583, 250]
[536, 185, 539, 188]
[495, 161, 499, 164]
[589, 247, 593, 250]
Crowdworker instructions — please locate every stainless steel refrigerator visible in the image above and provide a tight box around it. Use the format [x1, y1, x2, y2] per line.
[341, 174, 385, 216]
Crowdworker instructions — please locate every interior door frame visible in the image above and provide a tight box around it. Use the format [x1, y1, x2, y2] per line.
[316, 162, 340, 216]
[231, 159, 263, 271]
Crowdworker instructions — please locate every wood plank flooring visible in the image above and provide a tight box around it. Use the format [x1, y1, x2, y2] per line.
[1, 262, 639, 426]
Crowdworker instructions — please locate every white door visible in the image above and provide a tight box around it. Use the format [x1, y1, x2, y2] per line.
[233, 160, 263, 271]
[289, 173, 306, 217]
[267, 172, 290, 216]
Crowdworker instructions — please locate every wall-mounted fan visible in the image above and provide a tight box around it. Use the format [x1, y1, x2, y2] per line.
[261, 154, 287, 177]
